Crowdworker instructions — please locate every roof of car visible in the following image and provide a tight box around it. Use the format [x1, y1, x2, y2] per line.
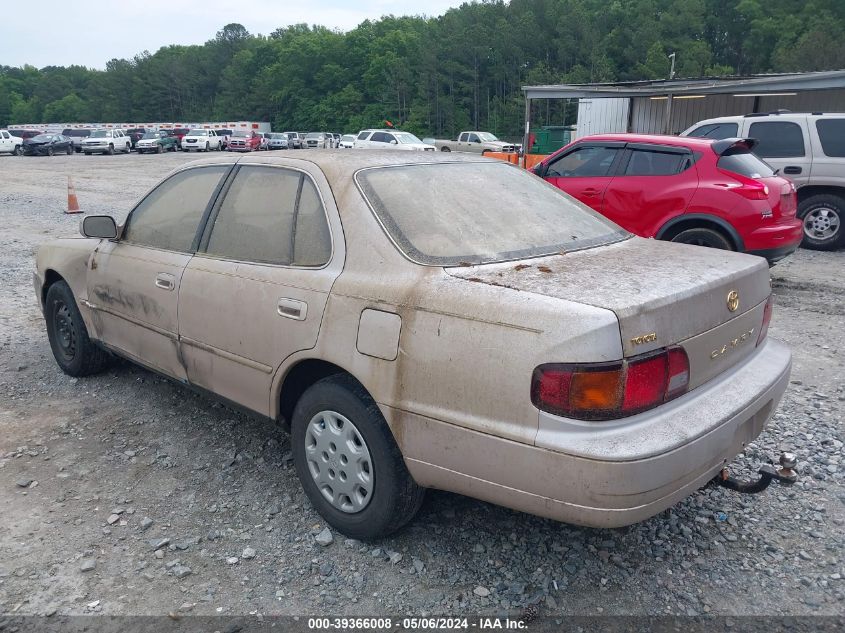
[177, 150, 490, 174]
[576, 133, 717, 151]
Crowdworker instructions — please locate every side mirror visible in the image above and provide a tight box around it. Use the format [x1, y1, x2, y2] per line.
[80, 215, 118, 239]
[532, 163, 548, 178]
[389, 139, 398, 144]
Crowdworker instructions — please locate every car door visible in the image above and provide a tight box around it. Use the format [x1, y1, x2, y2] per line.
[1, 131, 12, 152]
[85, 165, 231, 380]
[177, 163, 343, 416]
[601, 144, 697, 235]
[541, 143, 624, 213]
[743, 118, 811, 187]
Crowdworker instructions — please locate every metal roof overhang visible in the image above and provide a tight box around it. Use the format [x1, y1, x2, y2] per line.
[522, 70, 845, 100]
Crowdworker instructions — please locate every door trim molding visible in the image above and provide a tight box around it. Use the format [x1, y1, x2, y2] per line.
[180, 336, 274, 374]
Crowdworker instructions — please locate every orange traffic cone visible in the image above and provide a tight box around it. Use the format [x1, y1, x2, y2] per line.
[66, 176, 81, 214]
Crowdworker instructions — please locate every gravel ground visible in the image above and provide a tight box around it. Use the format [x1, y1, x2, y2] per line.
[0, 152, 843, 621]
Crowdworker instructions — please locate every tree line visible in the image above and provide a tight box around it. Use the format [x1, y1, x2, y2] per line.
[1, 0, 842, 139]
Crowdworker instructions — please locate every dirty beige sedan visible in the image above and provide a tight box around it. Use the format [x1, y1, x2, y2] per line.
[35, 152, 791, 539]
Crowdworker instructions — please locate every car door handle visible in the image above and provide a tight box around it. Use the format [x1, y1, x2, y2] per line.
[783, 166, 802, 175]
[154, 273, 175, 291]
[278, 298, 307, 321]
[582, 188, 600, 196]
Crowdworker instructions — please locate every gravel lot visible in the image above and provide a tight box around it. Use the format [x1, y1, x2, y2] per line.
[0, 152, 843, 622]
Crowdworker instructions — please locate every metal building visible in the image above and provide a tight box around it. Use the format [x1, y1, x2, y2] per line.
[521, 70, 845, 149]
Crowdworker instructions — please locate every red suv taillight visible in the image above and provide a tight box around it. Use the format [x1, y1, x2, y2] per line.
[531, 346, 690, 421]
[757, 294, 773, 346]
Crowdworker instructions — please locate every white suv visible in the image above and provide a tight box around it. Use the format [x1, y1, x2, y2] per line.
[683, 113, 845, 250]
[0, 129, 23, 155]
[354, 129, 435, 151]
[182, 129, 222, 152]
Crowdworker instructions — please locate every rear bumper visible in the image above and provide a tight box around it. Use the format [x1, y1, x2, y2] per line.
[745, 220, 803, 262]
[395, 338, 791, 528]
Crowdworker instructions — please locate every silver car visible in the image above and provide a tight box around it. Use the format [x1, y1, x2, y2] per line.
[266, 133, 289, 150]
[34, 152, 791, 539]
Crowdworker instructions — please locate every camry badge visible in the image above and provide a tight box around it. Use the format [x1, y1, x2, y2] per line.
[727, 290, 740, 312]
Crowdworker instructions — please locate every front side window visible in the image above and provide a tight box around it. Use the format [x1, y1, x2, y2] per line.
[371, 132, 391, 143]
[123, 166, 228, 252]
[356, 162, 626, 266]
[816, 119, 845, 157]
[204, 166, 331, 267]
[748, 121, 805, 158]
[468, 133, 481, 143]
[546, 146, 620, 178]
[687, 122, 738, 139]
[623, 149, 688, 176]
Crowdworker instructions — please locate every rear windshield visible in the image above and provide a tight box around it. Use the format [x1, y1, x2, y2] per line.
[356, 162, 627, 266]
[718, 152, 776, 178]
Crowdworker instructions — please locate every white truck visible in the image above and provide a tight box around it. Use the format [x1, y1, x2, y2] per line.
[181, 128, 222, 152]
[0, 129, 24, 155]
[433, 131, 517, 154]
[81, 129, 131, 155]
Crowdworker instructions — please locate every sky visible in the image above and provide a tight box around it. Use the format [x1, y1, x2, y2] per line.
[1, 0, 466, 69]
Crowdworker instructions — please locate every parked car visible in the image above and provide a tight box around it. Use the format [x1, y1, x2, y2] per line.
[22, 133, 74, 156]
[8, 129, 43, 140]
[0, 129, 24, 155]
[285, 132, 307, 149]
[533, 134, 802, 264]
[266, 133, 289, 150]
[170, 127, 191, 149]
[683, 112, 845, 251]
[434, 131, 517, 154]
[35, 152, 791, 539]
[338, 134, 356, 149]
[304, 132, 331, 149]
[182, 129, 222, 152]
[330, 133, 342, 147]
[135, 131, 179, 154]
[62, 128, 92, 153]
[82, 129, 132, 155]
[257, 132, 271, 150]
[123, 128, 147, 149]
[226, 130, 261, 152]
[354, 129, 436, 151]
[217, 129, 233, 150]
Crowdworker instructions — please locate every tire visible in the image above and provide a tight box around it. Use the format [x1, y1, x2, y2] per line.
[670, 227, 733, 251]
[12, 145, 21, 156]
[107, 144, 114, 156]
[205, 142, 209, 152]
[45, 281, 110, 377]
[66, 145, 73, 155]
[47, 146, 54, 156]
[440, 146, 451, 152]
[292, 374, 425, 540]
[156, 144, 163, 154]
[125, 143, 131, 153]
[797, 194, 844, 251]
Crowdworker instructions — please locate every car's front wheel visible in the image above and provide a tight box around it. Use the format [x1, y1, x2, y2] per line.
[47, 146, 54, 156]
[156, 144, 163, 154]
[292, 374, 424, 540]
[12, 145, 21, 156]
[670, 227, 733, 251]
[798, 194, 844, 251]
[45, 281, 110, 377]
[66, 144, 73, 155]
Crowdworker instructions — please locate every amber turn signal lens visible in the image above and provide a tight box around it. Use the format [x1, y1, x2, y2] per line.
[570, 369, 624, 412]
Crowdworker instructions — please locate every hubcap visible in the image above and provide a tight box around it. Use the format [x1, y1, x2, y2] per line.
[304, 410, 373, 513]
[804, 207, 840, 240]
[54, 302, 76, 360]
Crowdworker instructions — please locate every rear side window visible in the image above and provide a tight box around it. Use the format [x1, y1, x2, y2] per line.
[124, 166, 228, 252]
[547, 146, 620, 178]
[357, 132, 370, 140]
[623, 149, 688, 176]
[687, 122, 738, 140]
[748, 121, 805, 158]
[816, 119, 845, 157]
[204, 166, 331, 267]
[717, 152, 775, 178]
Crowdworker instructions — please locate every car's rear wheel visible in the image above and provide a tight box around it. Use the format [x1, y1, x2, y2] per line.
[798, 194, 844, 251]
[292, 374, 424, 540]
[670, 227, 733, 251]
[441, 146, 451, 152]
[45, 281, 110, 377]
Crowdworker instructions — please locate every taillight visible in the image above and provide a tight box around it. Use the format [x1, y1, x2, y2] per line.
[757, 294, 773, 346]
[531, 346, 690, 421]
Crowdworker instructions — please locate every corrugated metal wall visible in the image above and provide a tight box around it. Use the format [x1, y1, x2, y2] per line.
[575, 98, 629, 138]
[627, 88, 845, 135]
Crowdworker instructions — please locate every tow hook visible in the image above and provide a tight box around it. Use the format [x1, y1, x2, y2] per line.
[716, 452, 798, 494]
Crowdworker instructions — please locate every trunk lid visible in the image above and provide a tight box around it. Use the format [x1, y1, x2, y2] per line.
[446, 237, 771, 389]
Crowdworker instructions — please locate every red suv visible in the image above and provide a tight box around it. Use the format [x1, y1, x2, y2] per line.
[533, 134, 802, 264]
